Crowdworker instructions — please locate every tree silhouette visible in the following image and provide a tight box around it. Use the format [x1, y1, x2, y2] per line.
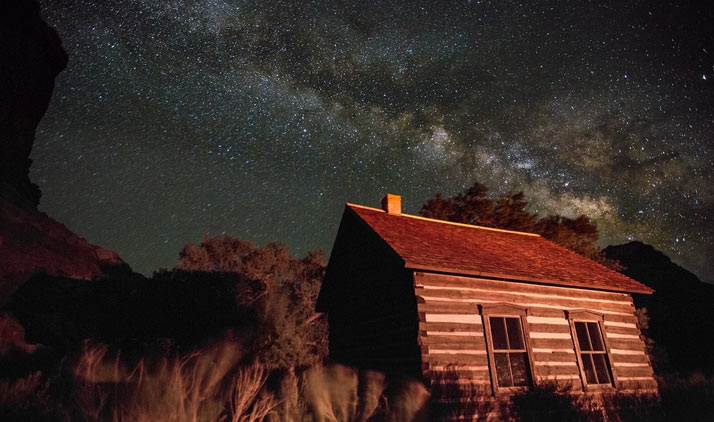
[420, 183, 623, 270]
[176, 235, 328, 368]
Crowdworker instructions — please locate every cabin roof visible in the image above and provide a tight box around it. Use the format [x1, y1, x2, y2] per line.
[346, 203, 653, 294]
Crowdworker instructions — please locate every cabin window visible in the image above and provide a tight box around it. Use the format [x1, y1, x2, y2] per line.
[568, 311, 615, 389]
[573, 322, 612, 385]
[489, 316, 531, 387]
[480, 304, 534, 392]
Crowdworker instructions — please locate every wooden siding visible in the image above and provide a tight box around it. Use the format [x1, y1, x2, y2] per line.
[415, 272, 657, 394]
[319, 207, 422, 377]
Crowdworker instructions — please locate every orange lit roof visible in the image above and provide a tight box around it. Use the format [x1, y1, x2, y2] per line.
[347, 203, 653, 294]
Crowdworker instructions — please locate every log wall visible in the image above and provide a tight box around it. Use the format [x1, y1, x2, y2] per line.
[319, 207, 422, 377]
[415, 271, 657, 395]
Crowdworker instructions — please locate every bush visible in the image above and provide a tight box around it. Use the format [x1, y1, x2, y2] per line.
[658, 373, 714, 422]
[428, 370, 494, 422]
[601, 391, 663, 422]
[0, 372, 68, 422]
[507, 383, 603, 422]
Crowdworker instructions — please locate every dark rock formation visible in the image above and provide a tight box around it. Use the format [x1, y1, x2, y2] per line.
[1, 0, 68, 209]
[0, 0, 131, 302]
[605, 241, 714, 373]
[0, 196, 131, 303]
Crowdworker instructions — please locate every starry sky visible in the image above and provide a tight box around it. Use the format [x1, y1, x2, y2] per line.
[32, 0, 713, 282]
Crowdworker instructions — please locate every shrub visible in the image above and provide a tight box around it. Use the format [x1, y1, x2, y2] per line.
[73, 341, 278, 422]
[658, 373, 714, 422]
[507, 383, 603, 422]
[0, 372, 68, 422]
[601, 391, 663, 422]
[427, 370, 494, 422]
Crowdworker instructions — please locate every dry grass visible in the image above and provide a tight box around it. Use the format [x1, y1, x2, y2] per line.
[0, 371, 45, 404]
[228, 364, 279, 422]
[71, 346, 431, 422]
[0, 371, 67, 422]
[73, 341, 280, 422]
[21, 343, 714, 422]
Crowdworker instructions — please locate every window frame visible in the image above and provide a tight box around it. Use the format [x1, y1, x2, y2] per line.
[567, 310, 617, 391]
[479, 303, 536, 395]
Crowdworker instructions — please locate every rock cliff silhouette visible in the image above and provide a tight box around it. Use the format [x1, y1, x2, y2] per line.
[0, 0, 130, 303]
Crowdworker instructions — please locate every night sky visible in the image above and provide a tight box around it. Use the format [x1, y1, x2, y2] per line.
[32, 1, 713, 281]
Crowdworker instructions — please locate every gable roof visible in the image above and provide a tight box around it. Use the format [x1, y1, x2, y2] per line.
[346, 203, 653, 294]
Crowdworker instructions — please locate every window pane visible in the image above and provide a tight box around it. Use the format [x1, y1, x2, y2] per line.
[510, 352, 531, 387]
[490, 317, 508, 350]
[587, 322, 605, 351]
[582, 354, 597, 384]
[506, 317, 524, 349]
[592, 354, 611, 384]
[494, 352, 512, 387]
[575, 322, 592, 351]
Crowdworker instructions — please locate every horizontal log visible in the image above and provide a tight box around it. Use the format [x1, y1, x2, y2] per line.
[614, 366, 655, 379]
[535, 379, 583, 390]
[533, 361, 578, 367]
[606, 332, 641, 340]
[530, 338, 576, 349]
[413, 272, 632, 302]
[535, 374, 582, 381]
[527, 316, 570, 325]
[610, 353, 650, 364]
[531, 309, 639, 325]
[532, 348, 575, 354]
[423, 353, 489, 365]
[419, 322, 484, 332]
[603, 325, 642, 335]
[526, 308, 569, 318]
[426, 370, 490, 380]
[427, 365, 490, 372]
[610, 348, 646, 356]
[604, 320, 638, 329]
[420, 336, 484, 345]
[612, 362, 651, 368]
[424, 313, 482, 324]
[529, 332, 573, 340]
[607, 338, 646, 351]
[429, 380, 493, 395]
[527, 323, 571, 334]
[534, 365, 581, 377]
[422, 330, 484, 337]
[424, 343, 485, 351]
[533, 352, 577, 362]
[601, 314, 640, 324]
[429, 396, 494, 412]
[420, 337, 485, 347]
[430, 380, 493, 390]
[415, 288, 634, 314]
[418, 301, 479, 314]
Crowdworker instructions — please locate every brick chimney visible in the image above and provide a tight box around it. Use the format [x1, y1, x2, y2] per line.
[381, 193, 401, 214]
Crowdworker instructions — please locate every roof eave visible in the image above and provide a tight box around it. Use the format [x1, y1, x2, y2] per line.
[404, 262, 654, 295]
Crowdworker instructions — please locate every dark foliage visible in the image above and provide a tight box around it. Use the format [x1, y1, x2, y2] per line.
[507, 384, 603, 422]
[0, 372, 69, 422]
[428, 370, 494, 422]
[657, 374, 714, 422]
[4, 272, 250, 357]
[176, 236, 328, 368]
[601, 392, 664, 422]
[420, 182, 622, 269]
[3, 237, 327, 369]
[606, 242, 714, 374]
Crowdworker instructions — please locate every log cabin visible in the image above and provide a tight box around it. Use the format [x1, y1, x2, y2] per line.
[317, 194, 657, 402]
